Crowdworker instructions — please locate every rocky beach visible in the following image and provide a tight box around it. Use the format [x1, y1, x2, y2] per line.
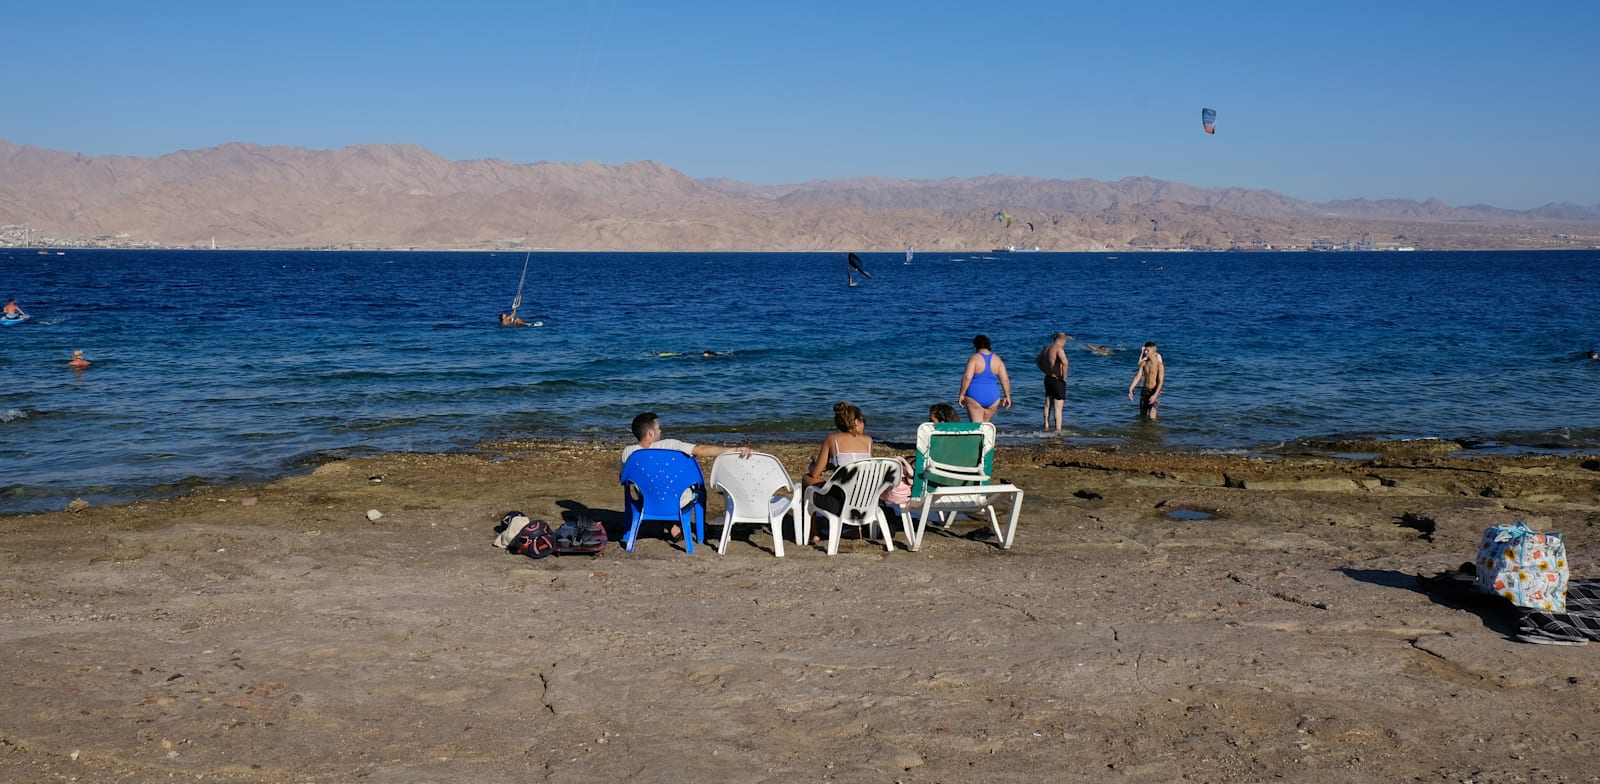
[3, 440, 1598, 782]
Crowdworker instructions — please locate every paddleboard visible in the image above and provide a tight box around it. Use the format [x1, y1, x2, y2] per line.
[0, 314, 29, 327]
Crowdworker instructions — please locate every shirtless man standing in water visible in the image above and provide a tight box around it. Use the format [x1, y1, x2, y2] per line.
[1038, 332, 1069, 430]
[1127, 341, 1165, 420]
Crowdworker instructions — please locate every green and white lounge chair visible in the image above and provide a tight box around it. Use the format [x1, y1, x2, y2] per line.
[903, 422, 1024, 550]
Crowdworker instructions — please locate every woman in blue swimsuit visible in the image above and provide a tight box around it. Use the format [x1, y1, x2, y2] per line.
[958, 334, 1012, 423]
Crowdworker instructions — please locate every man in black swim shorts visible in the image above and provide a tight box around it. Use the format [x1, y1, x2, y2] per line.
[1038, 332, 1069, 430]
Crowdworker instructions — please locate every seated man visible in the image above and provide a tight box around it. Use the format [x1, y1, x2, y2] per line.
[623, 412, 752, 464]
[623, 412, 752, 541]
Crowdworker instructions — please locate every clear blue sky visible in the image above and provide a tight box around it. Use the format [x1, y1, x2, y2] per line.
[8, 0, 1597, 208]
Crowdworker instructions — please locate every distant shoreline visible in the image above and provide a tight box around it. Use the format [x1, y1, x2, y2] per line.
[10, 245, 1600, 254]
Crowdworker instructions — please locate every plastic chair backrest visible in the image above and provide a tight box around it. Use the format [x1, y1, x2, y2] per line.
[912, 422, 995, 497]
[621, 449, 705, 516]
[709, 453, 792, 518]
[815, 457, 903, 524]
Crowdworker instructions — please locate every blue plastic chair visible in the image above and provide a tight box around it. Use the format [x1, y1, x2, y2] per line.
[620, 449, 708, 553]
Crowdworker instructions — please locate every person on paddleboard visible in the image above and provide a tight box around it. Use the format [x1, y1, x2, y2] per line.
[3, 298, 26, 318]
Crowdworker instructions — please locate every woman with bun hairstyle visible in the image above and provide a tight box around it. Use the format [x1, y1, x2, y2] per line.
[802, 401, 873, 489]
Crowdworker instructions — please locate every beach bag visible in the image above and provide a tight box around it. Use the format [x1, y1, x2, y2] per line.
[1475, 522, 1568, 612]
[507, 517, 558, 560]
[880, 457, 913, 507]
[554, 518, 608, 555]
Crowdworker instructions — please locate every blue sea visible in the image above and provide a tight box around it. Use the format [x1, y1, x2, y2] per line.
[2, 248, 1597, 514]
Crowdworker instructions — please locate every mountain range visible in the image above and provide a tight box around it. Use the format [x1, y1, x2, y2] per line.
[2, 139, 1596, 251]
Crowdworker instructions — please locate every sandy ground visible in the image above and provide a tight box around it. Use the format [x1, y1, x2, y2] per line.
[3, 439, 1600, 783]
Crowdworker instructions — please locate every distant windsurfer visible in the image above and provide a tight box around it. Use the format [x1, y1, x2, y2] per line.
[846, 253, 871, 288]
[499, 312, 530, 327]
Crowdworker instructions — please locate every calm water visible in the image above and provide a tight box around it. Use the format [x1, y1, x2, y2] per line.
[2, 249, 1597, 513]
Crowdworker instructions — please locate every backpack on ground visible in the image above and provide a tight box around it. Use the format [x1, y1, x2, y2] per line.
[505, 514, 558, 559]
[554, 518, 608, 555]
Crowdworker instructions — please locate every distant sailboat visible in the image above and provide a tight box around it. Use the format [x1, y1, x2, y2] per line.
[905, 245, 913, 265]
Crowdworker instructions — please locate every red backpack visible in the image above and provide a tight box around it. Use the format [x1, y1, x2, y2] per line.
[507, 517, 557, 559]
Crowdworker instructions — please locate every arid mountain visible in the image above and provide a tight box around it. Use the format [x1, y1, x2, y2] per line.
[2, 140, 1597, 251]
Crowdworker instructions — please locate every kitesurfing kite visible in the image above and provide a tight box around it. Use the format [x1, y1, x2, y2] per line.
[846, 252, 872, 287]
[1201, 107, 1216, 135]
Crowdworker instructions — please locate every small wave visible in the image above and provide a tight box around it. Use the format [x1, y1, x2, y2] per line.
[0, 408, 26, 423]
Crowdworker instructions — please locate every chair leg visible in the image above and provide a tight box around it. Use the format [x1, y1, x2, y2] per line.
[717, 511, 733, 555]
[798, 493, 813, 546]
[1001, 491, 1023, 549]
[623, 512, 643, 552]
[769, 513, 786, 558]
[826, 515, 841, 556]
[681, 510, 695, 554]
[910, 496, 937, 551]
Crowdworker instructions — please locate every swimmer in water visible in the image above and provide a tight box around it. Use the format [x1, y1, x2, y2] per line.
[68, 349, 91, 369]
[1084, 343, 1112, 357]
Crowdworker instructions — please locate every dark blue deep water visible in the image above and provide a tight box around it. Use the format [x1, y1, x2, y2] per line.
[2, 248, 1597, 513]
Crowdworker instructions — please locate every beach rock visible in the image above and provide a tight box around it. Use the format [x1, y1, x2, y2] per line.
[64, 498, 89, 513]
[1240, 477, 1360, 493]
[365, 509, 384, 522]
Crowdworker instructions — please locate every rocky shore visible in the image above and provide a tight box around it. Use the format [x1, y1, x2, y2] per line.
[3, 440, 1598, 782]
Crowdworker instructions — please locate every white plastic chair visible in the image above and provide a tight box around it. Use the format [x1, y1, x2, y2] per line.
[801, 457, 909, 555]
[708, 452, 797, 557]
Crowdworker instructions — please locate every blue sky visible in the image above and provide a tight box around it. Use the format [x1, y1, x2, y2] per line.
[8, 1, 1597, 208]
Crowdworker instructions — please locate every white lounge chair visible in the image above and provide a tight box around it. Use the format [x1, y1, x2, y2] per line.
[801, 457, 909, 555]
[904, 422, 1024, 550]
[708, 452, 797, 557]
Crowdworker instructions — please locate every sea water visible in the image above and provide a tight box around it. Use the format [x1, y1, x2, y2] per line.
[1, 249, 1596, 513]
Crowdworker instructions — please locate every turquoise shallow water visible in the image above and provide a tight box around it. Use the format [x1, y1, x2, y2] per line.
[2, 248, 1597, 513]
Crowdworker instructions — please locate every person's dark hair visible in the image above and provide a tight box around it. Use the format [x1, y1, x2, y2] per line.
[973, 334, 991, 351]
[1143, 341, 1157, 348]
[929, 402, 959, 423]
[630, 412, 659, 441]
[832, 401, 864, 432]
